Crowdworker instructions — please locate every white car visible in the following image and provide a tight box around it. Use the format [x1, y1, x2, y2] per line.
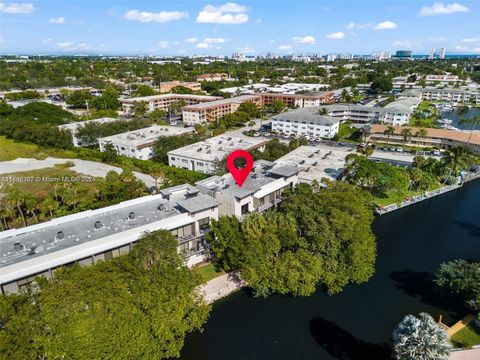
[283, 134, 290, 139]
[395, 147, 404, 153]
[254, 132, 261, 137]
[315, 137, 322, 143]
[432, 150, 441, 156]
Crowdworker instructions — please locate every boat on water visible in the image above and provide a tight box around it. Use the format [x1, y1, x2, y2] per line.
[437, 118, 453, 125]
[437, 103, 454, 112]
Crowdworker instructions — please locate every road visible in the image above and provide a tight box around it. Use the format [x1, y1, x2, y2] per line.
[0, 157, 156, 187]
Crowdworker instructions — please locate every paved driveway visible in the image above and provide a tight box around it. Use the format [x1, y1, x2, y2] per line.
[0, 157, 155, 187]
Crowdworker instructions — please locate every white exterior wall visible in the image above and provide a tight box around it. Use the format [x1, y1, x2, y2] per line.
[272, 119, 339, 139]
[99, 140, 154, 160]
[167, 154, 217, 174]
[382, 111, 410, 126]
[182, 110, 204, 125]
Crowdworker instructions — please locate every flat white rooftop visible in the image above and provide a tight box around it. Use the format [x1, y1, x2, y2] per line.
[98, 125, 193, 147]
[120, 93, 220, 103]
[58, 117, 118, 132]
[274, 144, 356, 183]
[168, 133, 268, 163]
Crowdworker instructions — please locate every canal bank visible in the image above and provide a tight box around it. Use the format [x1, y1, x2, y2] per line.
[179, 180, 480, 360]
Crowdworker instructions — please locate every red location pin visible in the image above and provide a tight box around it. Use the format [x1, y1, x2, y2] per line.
[226, 150, 253, 188]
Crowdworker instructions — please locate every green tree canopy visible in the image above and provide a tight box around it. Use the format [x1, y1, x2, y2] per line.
[0, 230, 210, 359]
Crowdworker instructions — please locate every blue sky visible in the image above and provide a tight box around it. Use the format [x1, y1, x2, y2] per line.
[1, 1, 479, 55]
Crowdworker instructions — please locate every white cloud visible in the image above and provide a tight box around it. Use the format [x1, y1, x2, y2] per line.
[292, 35, 316, 44]
[124, 10, 188, 23]
[237, 46, 255, 53]
[278, 45, 292, 50]
[196, 42, 210, 49]
[70, 19, 85, 25]
[345, 22, 371, 30]
[325, 32, 345, 40]
[461, 38, 480, 43]
[55, 41, 107, 52]
[49, 16, 65, 24]
[196, 3, 248, 24]
[203, 37, 226, 43]
[255, 18, 262, 24]
[157, 41, 180, 49]
[0, 2, 33, 14]
[41, 38, 53, 43]
[419, 2, 469, 16]
[455, 45, 469, 51]
[185, 37, 198, 43]
[373, 21, 398, 30]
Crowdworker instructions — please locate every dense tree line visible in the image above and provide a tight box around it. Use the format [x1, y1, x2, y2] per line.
[0, 230, 210, 359]
[0, 169, 146, 230]
[1, 57, 475, 92]
[76, 118, 151, 146]
[65, 87, 120, 110]
[207, 181, 377, 297]
[0, 102, 75, 148]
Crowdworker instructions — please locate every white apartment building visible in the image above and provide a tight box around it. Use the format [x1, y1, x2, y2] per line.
[120, 94, 222, 115]
[195, 160, 301, 217]
[58, 117, 119, 147]
[0, 184, 220, 294]
[168, 134, 268, 174]
[382, 97, 421, 126]
[399, 88, 479, 104]
[98, 125, 193, 160]
[271, 107, 341, 139]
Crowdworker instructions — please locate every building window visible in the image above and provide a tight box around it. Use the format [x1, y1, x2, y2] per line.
[198, 217, 210, 229]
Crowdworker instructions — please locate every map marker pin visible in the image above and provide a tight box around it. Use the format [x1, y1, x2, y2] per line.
[226, 150, 254, 188]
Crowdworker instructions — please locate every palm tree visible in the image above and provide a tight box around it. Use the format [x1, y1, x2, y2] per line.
[149, 166, 164, 193]
[361, 124, 371, 143]
[414, 128, 428, 153]
[318, 107, 329, 116]
[401, 127, 413, 145]
[41, 195, 59, 218]
[384, 125, 395, 143]
[6, 188, 27, 227]
[442, 145, 474, 178]
[393, 312, 451, 360]
[459, 115, 480, 146]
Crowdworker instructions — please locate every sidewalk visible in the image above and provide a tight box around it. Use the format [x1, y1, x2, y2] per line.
[198, 272, 245, 304]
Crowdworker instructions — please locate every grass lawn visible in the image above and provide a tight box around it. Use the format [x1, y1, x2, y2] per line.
[451, 322, 480, 349]
[193, 263, 225, 283]
[374, 182, 443, 207]
[1, 165, 98, 198]
[0, 136, 77, 161]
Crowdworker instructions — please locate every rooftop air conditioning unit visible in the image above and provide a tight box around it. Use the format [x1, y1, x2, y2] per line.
[14, 242, 23, 252]
[94, 221, 103, 229]
[56, 231, 65, 240]
[157, 204, 165, 211]
[128, 212, 135, 220]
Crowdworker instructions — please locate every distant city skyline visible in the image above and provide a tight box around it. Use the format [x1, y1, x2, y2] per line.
[1, 1, 479, 56]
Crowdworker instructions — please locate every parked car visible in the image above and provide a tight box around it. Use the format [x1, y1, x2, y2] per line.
[432, 150, 441, 156]
[254, 132, 261, 137]
[395, 147, 404, 153]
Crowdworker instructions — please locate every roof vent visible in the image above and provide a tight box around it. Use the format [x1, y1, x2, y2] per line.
[228, 137, 232, 141]
[224, 184, 230, 189]
[128, 211, 136, 220]
[94, 221, 103, 229]
[14, 242, 23, 252]
[197, 147, 202, 152]
[157, 204, 165, 211]
[56, 231, 65, 240]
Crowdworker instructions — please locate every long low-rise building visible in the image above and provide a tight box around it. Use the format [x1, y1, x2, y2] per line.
[195, 160, 301, 217]
[58, 117, 119, 147]
[399, 88, 480, 105]
[368, 124, 480, 154]
[181, 94, 262, 125]
[98, 125, 193, 160]
[159, 80, 202, 93]
[120, 94, 222, 115]
[271, 107, 341, 139]
[260, 92, 335, 108]
[168, 134, 268, 174]
[0, 184, 220, 294]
